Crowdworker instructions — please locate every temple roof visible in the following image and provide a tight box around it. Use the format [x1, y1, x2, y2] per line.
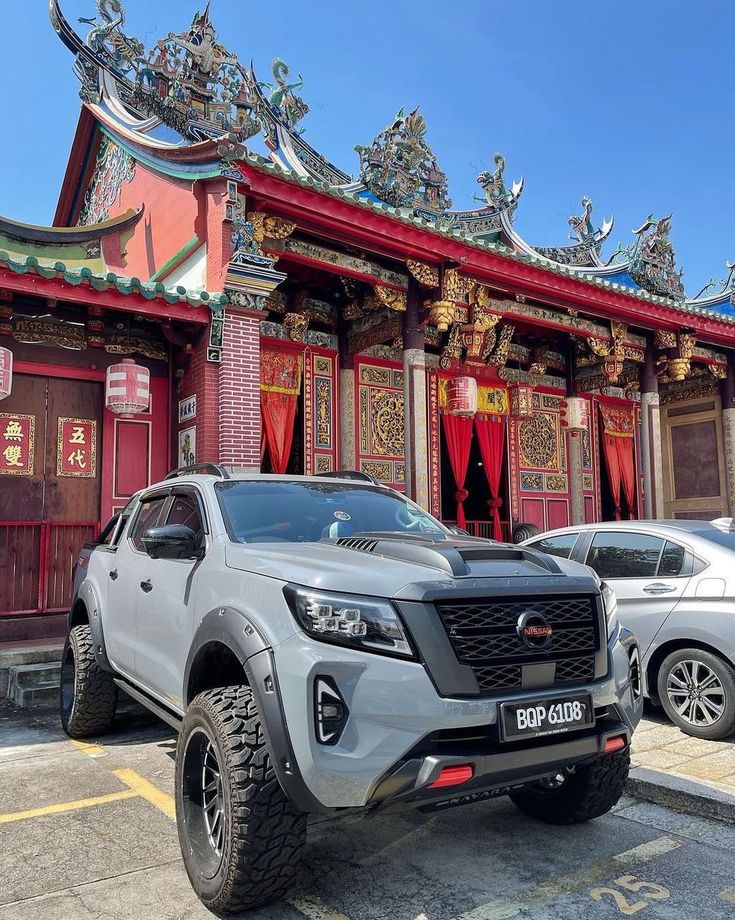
[50, 1, 735, 322]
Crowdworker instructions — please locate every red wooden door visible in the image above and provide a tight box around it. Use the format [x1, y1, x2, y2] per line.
[0, 374, 102, 615]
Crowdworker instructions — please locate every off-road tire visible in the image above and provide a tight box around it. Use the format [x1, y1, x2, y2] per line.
[60, 624, 118, 738]
[510, 748, 630, 824]
[657, 648, 735, 740]
[175, 686, 306, 914]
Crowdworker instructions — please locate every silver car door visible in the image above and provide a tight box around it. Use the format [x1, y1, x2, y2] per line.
[584, 532, 689, 655]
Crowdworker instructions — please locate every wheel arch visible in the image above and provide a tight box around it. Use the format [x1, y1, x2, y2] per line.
[183, 607, 269, 707]
[646, 638, 735, 699]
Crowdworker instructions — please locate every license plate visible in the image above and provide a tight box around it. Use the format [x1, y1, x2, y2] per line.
[499, 693, 594, 741]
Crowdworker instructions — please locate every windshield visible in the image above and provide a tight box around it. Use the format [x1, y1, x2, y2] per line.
[215, 480, 449, 543]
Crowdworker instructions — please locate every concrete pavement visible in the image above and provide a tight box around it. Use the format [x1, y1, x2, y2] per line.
[2, 699, 735, 919]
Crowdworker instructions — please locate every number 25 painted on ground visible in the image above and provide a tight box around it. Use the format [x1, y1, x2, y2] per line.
[590, 875, 670, 915]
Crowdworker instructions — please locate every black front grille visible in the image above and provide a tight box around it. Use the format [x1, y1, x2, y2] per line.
[435, 595, 599, 695]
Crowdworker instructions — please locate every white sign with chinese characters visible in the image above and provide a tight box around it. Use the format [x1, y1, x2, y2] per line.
[178, 395, 197, 424]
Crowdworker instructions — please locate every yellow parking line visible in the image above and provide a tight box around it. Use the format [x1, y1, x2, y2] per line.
[453, 835, 684, 920]
[114, 768, 176, 819]
[68, 738, 106, 758]
[720, 886, 735, 904]
[0, 789, 138, 825]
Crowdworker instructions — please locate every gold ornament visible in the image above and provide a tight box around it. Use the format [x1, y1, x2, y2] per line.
[374, 286, 407, 312]
[283, 312, 309, 342]
[246, 212, 296, 246]
[406, 260, 439, 288]
[427, 299, 458, 332]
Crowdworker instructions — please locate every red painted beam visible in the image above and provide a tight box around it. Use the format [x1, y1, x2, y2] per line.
[244, 166, 735, 347]
[0, 269, 211, 325]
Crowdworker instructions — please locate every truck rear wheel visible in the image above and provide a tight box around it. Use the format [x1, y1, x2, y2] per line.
[60, 624, 118, 738]
[176, 686, 306, 914]
[510, 748, 630, 824]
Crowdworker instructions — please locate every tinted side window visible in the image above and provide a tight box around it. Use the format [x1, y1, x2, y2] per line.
[130, 497, 168, 551]
[529, 533, 579, 560]
[166, 494, 204, 546]
[658, 541, 686, 577]
[97, 514, 120, 546]
[586, 532, 664, 579]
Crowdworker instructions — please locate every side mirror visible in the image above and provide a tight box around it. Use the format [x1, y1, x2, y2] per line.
[142, 524, 199, 560]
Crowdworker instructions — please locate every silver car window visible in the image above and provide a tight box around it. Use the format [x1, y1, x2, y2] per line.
[130, 497, 168, 551]
[528, 533, 579, 560]
[586, 531, 664, 579]
[658, 541, 687, 577]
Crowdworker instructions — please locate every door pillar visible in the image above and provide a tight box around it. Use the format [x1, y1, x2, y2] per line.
[721, 354, 735, 516]
[640, 340, 664, 518]
[338, 340, 356, 470]
[402, 280, 429, 508]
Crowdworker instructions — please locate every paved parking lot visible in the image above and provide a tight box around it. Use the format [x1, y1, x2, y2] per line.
[2, 699, 735, 920]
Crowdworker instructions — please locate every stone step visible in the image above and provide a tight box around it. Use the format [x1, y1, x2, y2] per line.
[7, 662, 61, 708]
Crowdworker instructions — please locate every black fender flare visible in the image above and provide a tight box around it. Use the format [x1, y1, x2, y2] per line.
[183, 605, 270, 703]
[182, 606, 330, 815]
[74, 580, 113, 673]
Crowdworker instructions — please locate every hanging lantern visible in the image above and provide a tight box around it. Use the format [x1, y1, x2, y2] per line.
[446, 376, 477, 416]
[0, 347, 12, 400]
[560, 396, 589, 431]
[105, 358, 150, 418]
[509, 383, 534, 418]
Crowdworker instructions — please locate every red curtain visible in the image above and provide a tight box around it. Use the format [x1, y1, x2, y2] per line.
[599, 404, 636, 519]
[261, 350, 302, 475]
[474, 415, 506, 541]
[441, 413, 474, 528]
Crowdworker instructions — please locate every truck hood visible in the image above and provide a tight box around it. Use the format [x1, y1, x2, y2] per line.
[224, 534, 598, 598]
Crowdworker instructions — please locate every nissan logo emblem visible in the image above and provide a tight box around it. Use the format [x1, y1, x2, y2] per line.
[516, 610, 553, 649]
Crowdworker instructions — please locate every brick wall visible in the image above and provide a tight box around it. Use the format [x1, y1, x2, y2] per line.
[176, 330, 219, 464]
[218, 308, 262, 469]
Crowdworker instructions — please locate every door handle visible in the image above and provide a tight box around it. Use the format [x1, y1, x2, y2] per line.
[643, 583, 677, 595]
[140, 579, 153, 593]
[109, 569, 118, 581]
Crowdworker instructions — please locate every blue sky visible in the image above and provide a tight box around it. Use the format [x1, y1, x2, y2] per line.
[6, 0, 733, 294]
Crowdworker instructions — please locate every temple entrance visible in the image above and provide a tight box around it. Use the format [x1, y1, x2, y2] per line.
[0, 373, 102, 618]
[439, 416, 510, 540]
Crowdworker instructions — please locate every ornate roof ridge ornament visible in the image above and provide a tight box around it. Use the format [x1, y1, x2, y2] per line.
[627, 214, 685, 302]
[535, 196, 614, 268]
[52, 1, 310, 144]
[355, 107, 451, 213]
[441, 152, 524, 237]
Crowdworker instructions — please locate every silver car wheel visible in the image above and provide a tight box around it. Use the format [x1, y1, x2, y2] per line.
[666, 659, 725, 727]
[202, 738, 225, 857]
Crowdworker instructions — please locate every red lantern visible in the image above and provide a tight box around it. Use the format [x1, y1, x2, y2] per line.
[446, 376, 477, 416]
[560, 396, 589, 431]
[509, 383, 534, 418]
[105, 359, 150, 418]
[0, 347, 12, 400]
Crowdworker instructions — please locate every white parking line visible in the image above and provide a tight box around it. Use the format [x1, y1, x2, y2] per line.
[452, 835, 684, 920]
[287, 893, 352, 920]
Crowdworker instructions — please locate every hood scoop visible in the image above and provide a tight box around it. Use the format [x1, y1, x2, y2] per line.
[330, 532, 563, 577]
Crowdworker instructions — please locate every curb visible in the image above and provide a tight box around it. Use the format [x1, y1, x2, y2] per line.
[627, 766, 735, 825]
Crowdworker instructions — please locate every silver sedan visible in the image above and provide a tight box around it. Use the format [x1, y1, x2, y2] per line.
[522, 520, 735, 740]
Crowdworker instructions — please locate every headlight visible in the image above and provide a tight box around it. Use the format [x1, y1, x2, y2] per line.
[601, 581, 619, 638]
[284, 586, 415, 659]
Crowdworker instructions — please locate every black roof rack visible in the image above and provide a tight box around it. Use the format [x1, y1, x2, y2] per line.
[165, 463, 231, 480]
[316, 469, 382, 486]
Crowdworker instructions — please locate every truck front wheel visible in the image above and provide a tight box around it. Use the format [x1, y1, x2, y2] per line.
[509, 748, 630, 824]
[176, 686, 306, 914]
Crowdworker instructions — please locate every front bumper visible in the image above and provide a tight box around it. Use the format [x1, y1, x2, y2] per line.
[265, 623, 642, 812]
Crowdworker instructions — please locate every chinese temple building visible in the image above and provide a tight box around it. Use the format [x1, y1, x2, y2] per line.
[2, 0, 735, 640]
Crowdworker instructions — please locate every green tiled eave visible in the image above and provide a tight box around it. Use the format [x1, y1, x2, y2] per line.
[0, 251, 227, 308]
[236, 150, 735, 327]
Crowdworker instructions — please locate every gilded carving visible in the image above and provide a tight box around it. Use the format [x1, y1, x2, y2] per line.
[406, 260, 439, 288]
[486, 323, 515, 368]
[370, 390, 405, 456]
[443, 268, 471, 302]
[545, 474, 567, 492]
[374, 286, 407, 312]
[283, 312, 308, 342]
[246, 212, 296, 246]
[520, 472, 543, 491]
[518, 412, 559, 470]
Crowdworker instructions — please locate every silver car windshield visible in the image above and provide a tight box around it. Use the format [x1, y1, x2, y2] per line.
[215, 481, 449, 543]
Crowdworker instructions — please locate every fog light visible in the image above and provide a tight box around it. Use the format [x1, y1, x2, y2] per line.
[428, 764, 474, 789]
[604, 735, 627, 754]
[314, 676, 348, 745]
